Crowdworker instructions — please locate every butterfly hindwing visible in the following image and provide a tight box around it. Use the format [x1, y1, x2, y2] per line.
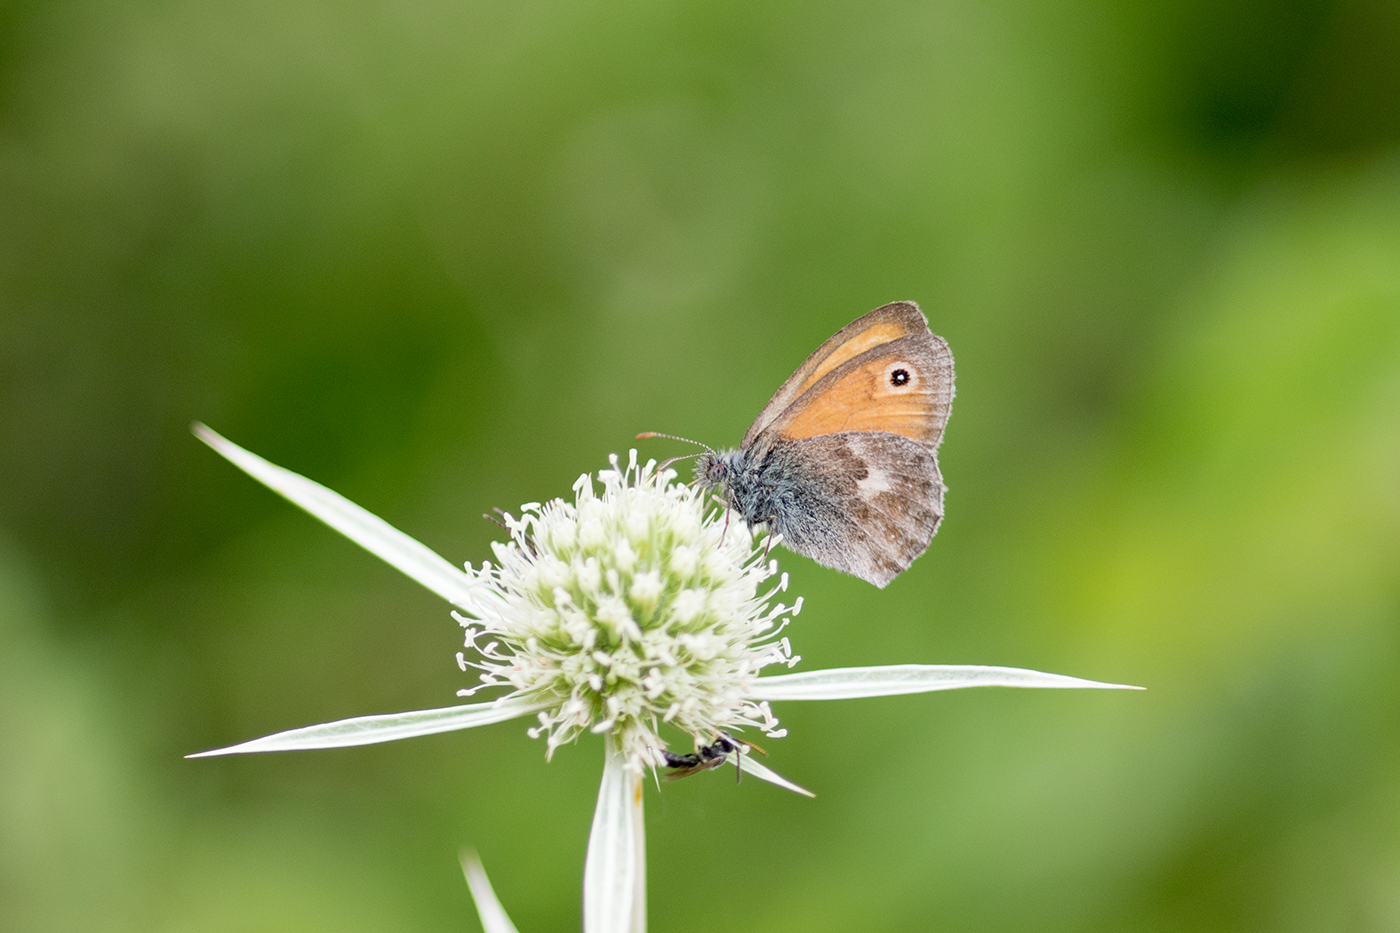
[748, 432, 944, 588]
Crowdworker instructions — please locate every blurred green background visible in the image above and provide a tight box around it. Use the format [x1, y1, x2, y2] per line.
[2, 0, 1399, 929]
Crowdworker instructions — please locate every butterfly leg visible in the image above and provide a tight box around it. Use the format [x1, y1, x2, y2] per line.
[720, 490, 738, 546]
[760, 516, 779, 563]
[484, 508, 537, 556]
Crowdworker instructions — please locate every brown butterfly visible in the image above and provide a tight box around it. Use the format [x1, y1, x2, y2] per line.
[644, 301, 955, 587]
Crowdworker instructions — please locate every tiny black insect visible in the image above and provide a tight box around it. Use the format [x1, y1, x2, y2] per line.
[661, 732, 766, 782]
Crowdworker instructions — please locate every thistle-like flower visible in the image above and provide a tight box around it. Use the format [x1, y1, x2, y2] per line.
[456, 452, 799, 773]
[189, 423, 1138, 933]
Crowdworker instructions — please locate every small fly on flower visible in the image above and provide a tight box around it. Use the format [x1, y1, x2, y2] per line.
[661, 732, 767, 781]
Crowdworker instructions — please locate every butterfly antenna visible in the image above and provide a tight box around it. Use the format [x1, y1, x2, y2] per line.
[637, 432, 718, 473]
[657, 451, 705, 472]
[635, 432, 716, 455]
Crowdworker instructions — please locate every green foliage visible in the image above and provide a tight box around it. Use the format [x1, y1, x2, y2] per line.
[1, 0, 1397, 929]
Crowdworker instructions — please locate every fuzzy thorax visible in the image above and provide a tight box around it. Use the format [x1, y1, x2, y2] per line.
[454, 451, 801, 772]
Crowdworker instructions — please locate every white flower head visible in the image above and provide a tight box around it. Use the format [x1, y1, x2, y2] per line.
[456, 451, 798, 771]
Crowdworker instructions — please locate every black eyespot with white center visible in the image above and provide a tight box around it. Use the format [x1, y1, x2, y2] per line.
[890, 368, 911, 387]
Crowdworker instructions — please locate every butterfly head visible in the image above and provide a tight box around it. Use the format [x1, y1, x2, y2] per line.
[693, 447, 746, 497]
[636, 431, 735, 493]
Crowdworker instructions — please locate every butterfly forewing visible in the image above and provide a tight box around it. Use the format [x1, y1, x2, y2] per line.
[741, 301, 937, 449]
[754, 332, 953, 449]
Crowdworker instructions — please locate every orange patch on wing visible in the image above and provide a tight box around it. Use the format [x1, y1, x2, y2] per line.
[793, 322, 909, 397]
[777, 356, 944, 444]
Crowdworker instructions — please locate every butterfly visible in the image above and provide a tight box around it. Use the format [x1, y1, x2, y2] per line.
[643, 301, 954, 587]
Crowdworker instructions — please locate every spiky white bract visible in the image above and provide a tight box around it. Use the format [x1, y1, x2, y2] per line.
[456, 451, 800, 772]
[460, 850, 522, 933]
[749, 664, 1144, 701]
[191, 422, 479, 608]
